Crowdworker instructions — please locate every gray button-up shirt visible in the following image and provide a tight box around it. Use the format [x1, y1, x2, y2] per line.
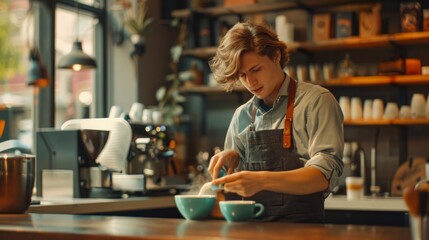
[224, 76, 344, 192]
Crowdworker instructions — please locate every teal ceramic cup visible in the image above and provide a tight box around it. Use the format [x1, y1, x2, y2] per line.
[175, 195, 216, 220]
[219, 200, 264, 222]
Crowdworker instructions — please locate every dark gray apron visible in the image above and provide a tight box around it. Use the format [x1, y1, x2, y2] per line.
[232, 79, 325, 223]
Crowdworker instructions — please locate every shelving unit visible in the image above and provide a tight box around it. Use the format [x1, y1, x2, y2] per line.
[172, 1, 429, 196]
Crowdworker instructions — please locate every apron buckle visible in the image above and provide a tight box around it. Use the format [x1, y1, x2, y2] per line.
[283, 118, 292, 148]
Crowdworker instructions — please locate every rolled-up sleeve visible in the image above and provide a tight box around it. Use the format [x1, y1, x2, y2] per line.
[303, 91, 344, 192]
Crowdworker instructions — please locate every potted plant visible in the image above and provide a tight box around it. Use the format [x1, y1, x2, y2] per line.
[123, 0, 153, 57]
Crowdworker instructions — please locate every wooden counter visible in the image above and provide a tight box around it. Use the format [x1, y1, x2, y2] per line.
[0, 213, 411, 240]
[28, 196, 176, 214]
[28, 195, 406, 214]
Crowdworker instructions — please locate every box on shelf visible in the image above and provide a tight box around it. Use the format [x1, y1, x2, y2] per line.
[312, 13, 332, 41]
[359, 3, 381, 37]
[335, 12, 356, 38]
[377, 58, 422, 75]
[400, 1, 422, 33]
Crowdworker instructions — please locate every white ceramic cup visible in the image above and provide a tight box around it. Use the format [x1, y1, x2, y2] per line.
[384, 102, 399, 120]
[323, 63, 335, 81]
[399, 105, 412, 119]
[129, 102, 144, 122]
[108, 105, 123, 118]
[363, 99, 373, 120]
[351, 97, 363, 120]
[339, 96, 351, 120]
[411, 93, 426, 119]
[372, 99, 384, 120]
[142, 108, 153, 124]
[309, 64, 321, 82]
[296, 65, 309, 82]
[152, 110, 164, 125]
[346, 176, 364, 200]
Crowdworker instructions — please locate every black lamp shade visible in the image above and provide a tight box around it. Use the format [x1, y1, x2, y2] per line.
[27, 48, 49, 87]
[58, 41, 97, 71]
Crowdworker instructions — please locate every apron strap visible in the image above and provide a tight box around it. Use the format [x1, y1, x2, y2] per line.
[283, 78, 296, 149]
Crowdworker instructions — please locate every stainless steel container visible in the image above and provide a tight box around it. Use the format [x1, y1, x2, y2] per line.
[0, 154, 35, 213]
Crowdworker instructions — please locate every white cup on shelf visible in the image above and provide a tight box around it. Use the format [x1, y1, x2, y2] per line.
[323, 63, 335, 81]
[339, 96, 351, 120]
[384, 102, 399, 120]
[351, 97, 363, 120]
[372, 99, 384, 120]
[363, 99, 373, 120]
[296, 65, 309, 82]
[411, 93, 426, 119]
[399, 105, 412, 119]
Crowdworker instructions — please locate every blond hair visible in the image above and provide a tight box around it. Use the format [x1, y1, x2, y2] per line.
[209, 22, 289, 91]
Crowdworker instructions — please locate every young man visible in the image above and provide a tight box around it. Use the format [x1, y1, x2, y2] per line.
[208, 22, 344, 223]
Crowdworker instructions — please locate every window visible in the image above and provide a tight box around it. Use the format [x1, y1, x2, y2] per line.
[0, 0, 33, 147]
[55, 7, 96, 127]
[0, 0, 106, 150]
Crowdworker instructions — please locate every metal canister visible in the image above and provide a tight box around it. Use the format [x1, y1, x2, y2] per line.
[0, 154, 35, 213]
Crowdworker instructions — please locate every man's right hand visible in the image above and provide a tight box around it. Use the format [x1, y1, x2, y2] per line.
[208, 149, 240, 179]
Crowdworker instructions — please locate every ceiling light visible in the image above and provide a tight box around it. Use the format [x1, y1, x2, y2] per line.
[58, 40, 97, 71]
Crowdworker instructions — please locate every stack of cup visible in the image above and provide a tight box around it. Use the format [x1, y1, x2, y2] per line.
[372, 99, 384, 120]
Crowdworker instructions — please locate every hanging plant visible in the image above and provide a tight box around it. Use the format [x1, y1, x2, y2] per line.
[122, 0, 153, 57]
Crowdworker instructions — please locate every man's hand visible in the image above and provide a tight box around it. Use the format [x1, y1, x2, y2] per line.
[208, 150, 240, 179]
[212, 171, 264, 197]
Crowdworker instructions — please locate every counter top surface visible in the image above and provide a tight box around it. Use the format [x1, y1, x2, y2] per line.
[0, 213, 411, 240]
[28, 195, 407, 214]
[29, 195, 176, 214]
[325, 195, 407, 212]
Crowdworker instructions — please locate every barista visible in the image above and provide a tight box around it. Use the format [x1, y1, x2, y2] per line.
[208, 22, 344, 223]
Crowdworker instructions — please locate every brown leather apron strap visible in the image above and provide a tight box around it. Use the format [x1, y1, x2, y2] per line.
[283, 78, 296, 149]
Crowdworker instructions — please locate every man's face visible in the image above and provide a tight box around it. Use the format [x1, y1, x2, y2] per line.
[238, 51, 284, 106]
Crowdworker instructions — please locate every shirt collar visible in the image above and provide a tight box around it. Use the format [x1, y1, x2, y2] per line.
[251, 72, 291, 106]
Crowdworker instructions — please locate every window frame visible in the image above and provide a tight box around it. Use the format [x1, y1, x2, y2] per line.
[35, 0, 107, 130]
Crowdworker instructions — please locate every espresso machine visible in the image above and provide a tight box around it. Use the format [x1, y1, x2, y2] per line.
[36, 128, 123, 198]
[36, 118, 185, 198]
[126, 123, 186, 195]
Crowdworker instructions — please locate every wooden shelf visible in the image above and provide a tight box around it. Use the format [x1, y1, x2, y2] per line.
[320, 76, 393, 86]
[179, 85, 247, 94]
[172, 2, 297, 18]
[182, 47, 217, 59]
[344, 118, 429, 126]
[181, 32, 429, 58]
[178, 75, 429, 94]
[172, 0, 371, 18]
[319, 75, 429, 87]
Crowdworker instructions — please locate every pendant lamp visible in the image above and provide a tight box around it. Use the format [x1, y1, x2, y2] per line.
[58, 40, 97, 71]
[58, 1, 97, 71]
[27, 48, 49, 87]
